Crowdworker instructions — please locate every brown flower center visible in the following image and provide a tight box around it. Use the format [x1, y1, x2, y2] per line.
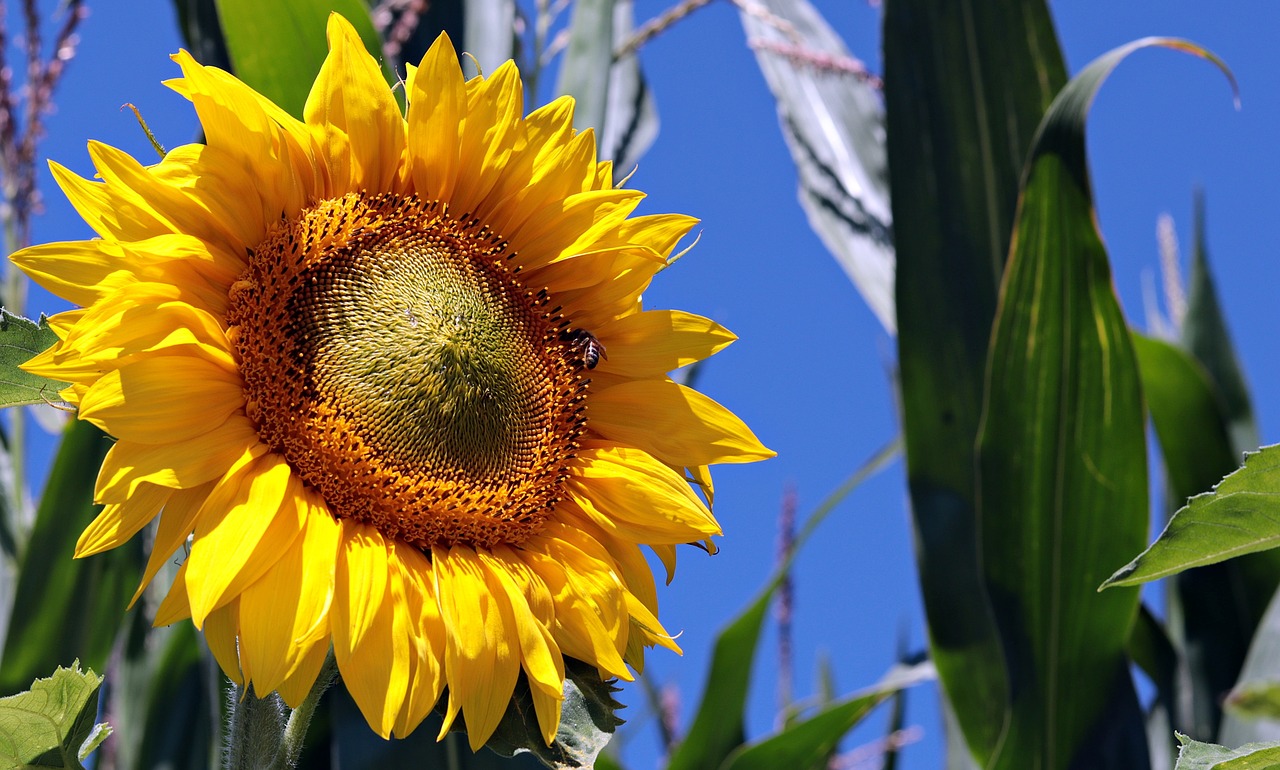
[226, 192, 587, 548]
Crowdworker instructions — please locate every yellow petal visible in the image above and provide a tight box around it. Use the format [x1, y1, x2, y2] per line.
[148, 144, 269, 251]
[49, 160, 170, 242]
[206, 597, 245, 686]
[452, 61, 524, 217]
[130, 482, 213, 608]
[77, 356, 243, 445]
[75, 482, 171, 557]
[154, 560, 193, 626]
[87, 141, 247, 254]
[407, 33, 465, 202]
[593, 310, 736, 377]
[168, 50, 315, 220]
[237, 491, 340, 695]
[332, 522, 408, 739]
[305, 13, 405, 194]
[589, 380, 773, 466]
[37, 299, 234, 383]
[482, 546, 564, 745]
[391, 543, 446, 738]
[185, 454, 304, 626]
[509, 189, 644, 270]
[94, 416, 263, 503]
[566, 444, 720, 544]
[277, 638, 331, 708]
[649, 544, 677, 585]
[520, 543, 631, 681]
[432, 544, 520, 750]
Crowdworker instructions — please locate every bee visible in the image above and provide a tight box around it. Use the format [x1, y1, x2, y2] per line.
[563, 328, 606, 369]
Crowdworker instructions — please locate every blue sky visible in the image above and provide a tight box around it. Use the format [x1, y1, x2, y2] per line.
[20, 1, 1280, 768]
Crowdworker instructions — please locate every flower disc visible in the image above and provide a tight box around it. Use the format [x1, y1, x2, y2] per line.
[229, 192, 586, 549]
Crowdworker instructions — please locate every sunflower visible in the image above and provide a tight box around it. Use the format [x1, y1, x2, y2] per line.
[15, 13, 772, 749]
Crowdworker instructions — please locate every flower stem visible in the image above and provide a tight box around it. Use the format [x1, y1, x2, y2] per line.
[223, 648, 338, 770]
[275, 649, 339, 770]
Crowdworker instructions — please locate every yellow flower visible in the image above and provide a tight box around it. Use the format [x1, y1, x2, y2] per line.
[16, 13, 772, 748]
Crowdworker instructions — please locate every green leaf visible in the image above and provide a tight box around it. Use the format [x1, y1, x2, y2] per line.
[720, 661, 934, 770]
[1134, 334, 1237, 504]
[0, 310, 67, 410]
[555, 0, 616, 135]
[1104, 444, 1280, 588]
[664, 587, 768, 770]
[1182, 192, 1259, 457]
[1216, 569, 1280, 746]
[212, 0, 390, 119]
[1173, 733, 1280, 769]
[740, 0, 893, 332]
[0, 420, 141, 696]
[884, 0, 1067, 762]
[973, 37, 1234, 770]
[0, 662, 109, 769]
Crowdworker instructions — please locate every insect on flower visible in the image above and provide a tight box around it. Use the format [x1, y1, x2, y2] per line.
[563, 327, 606, 369]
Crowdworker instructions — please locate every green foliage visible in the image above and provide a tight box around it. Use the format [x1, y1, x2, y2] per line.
[0, 310, 66, 410]
[0, 662, 110, 769]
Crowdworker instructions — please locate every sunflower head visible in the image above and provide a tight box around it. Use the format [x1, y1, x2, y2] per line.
[16, 13, 772, 750]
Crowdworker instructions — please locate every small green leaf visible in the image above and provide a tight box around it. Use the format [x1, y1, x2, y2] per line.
[213, 0, 390, 119]
[1104, 445, 1280, 588]
[0, 309, 66, 409]
[1182, 192, 1259, 457]
[0, 662, 109, 770]
[1173, 733, 1280, 769]
[720, 661, 935, 770]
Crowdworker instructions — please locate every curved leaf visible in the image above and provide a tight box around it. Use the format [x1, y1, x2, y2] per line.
[1134, 333, 1237, 504]
[1174, 733, 1280, 769]
[976, 37, 1234, 770]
